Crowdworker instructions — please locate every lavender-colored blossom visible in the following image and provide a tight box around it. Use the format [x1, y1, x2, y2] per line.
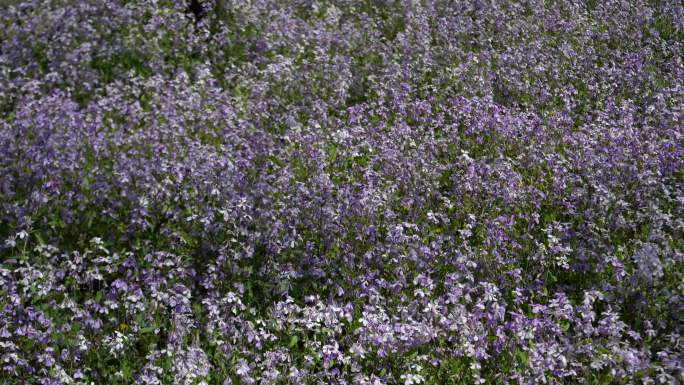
[0, 0, 682, 383]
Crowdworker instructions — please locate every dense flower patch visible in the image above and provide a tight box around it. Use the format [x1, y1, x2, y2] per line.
[1, 0, 683, 384]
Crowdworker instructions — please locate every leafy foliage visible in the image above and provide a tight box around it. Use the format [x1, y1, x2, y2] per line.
[0, 0, 682, 384]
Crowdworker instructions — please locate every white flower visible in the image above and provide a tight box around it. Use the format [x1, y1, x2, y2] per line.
[400, 373, 425, 385]
[235, 359, 250, 376]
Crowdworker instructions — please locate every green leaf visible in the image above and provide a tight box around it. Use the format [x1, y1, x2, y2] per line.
[560, 320, 570, 332]
[278, 279, 292, 294]
[193, 303, 203, 318]
[516, 349, 529, 366]
[289, 335, 299, 348]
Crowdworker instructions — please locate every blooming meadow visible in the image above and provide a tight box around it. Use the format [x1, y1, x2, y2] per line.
[1, 0, 683, 384]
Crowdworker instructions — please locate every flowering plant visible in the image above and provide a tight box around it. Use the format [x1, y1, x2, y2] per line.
[1, 0, 682, 384]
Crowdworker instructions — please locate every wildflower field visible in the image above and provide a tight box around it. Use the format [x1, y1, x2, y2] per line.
[0, 1, 682, 384]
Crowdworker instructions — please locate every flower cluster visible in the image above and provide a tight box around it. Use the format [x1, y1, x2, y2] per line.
[1, 0, 682, 384]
